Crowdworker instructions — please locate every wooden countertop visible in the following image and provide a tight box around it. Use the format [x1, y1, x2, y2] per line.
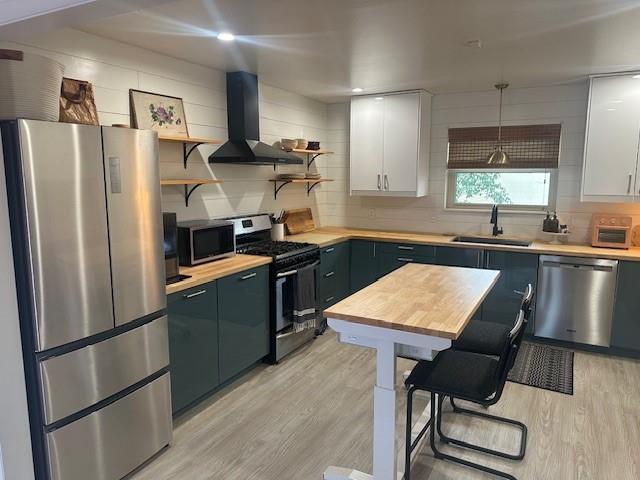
[166, 254, 272, 295]
[287, 227, 640, 261]
[324, 263, 500, 339]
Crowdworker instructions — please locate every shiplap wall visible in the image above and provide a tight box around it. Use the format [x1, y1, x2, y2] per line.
[1, 28, 329, 222]
[322, 83, 640, 243]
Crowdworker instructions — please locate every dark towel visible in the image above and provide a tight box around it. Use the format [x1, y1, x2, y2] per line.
[293, 262, 317, 332]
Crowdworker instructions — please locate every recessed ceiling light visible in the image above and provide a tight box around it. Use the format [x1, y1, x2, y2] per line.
[352, 87, 363, 93]
[465, 39, 483, 48]
[375, 97, 384, 101]
[217, 32, 235, 42]
[633, 74, 640, 79]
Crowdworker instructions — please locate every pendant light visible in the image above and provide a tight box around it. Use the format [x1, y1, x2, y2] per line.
[487, 82, 510, 165]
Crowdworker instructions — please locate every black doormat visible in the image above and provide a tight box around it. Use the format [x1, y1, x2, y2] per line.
[507, 342, 574, 395]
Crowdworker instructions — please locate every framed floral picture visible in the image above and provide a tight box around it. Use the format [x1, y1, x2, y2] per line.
[129, 89, 189, 138]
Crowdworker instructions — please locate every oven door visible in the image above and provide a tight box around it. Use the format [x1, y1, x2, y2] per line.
[275, 260, 320, 333]
[191, 224, 236, 264]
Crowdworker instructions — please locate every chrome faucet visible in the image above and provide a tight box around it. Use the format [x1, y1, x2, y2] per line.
[490, 205, 503, 236]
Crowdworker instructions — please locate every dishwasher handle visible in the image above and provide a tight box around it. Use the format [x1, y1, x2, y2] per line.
[541, 260, 615, 273]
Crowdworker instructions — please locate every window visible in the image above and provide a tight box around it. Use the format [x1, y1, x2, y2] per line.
[447, 169, 557, 211]
[446, 124, 561, 211]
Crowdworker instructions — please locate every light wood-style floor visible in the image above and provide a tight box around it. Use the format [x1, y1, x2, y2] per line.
[130, 331, 640, 480]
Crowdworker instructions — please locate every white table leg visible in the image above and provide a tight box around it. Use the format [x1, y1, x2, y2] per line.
[373, 339, 398, 480]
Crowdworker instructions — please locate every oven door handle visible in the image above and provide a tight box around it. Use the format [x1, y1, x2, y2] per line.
[276, 260, 320, 278]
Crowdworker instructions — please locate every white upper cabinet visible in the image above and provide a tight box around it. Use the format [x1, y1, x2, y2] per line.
[350, 91, 431, 197]
[582, 74, 640, 202]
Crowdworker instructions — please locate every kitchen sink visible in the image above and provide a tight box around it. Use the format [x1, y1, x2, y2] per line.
[451, 236, 532, 247]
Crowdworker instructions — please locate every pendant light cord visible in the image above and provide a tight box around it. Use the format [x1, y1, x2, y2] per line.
[497, 86, 503, 144]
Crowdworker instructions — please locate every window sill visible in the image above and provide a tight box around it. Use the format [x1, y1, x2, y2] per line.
[443, 207, 549, 215]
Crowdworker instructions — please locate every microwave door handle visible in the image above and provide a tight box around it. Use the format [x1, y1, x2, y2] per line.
[276, 260, 320, 278]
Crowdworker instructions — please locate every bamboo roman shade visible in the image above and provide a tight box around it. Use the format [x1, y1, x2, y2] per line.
[447, 124, 561, 169]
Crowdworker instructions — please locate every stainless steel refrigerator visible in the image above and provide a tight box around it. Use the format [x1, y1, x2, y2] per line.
[0, 119, 172, 480]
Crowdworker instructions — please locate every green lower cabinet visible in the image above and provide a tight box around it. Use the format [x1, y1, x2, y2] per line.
[218, 265, 269, 382]
[350, 240, 379, 293]
[611, 261, 640, 352]
[434, 246, 483, 268]
[483, 250, 538, 331]
[167, 282, 219, 414]
[319, 242, 350, 308]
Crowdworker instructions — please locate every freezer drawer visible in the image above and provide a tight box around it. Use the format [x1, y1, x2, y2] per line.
[535, 255, 618, 347]
[16, 120, 114, 351]
[102, 127, 166, 326]
[46, 373, 172, 480]
[39, 316, 169, 425]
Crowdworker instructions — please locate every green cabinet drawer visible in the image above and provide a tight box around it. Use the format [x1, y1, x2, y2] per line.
[379, 241, 436, 258]
[378, 252, 434, 277]
[611, 261, 640, 352]
[350, 240, 379, 293]
[434, 246, 483, 268]
[320, 242, 350, 275]
[218, 265, 269, 382]
[167, 282, 219, 414]
[318, 267, 349, 307]
[483, 250, 538, 331]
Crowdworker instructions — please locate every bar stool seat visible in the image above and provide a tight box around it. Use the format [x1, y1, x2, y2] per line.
[451, 322, 511, 356]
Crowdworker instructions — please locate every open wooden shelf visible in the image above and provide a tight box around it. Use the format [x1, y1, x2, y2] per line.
[290, 148, 334, 170]
[269, 178, 333, 199]
[159, 135, 222, 145]
[161, 178, 223, 206]
[159, 135, 223, 168]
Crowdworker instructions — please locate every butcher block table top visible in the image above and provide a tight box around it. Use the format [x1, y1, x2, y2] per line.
[324, 263, 500, 339]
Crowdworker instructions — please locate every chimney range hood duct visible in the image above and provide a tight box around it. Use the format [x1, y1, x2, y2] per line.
[209, 71, 302, 165]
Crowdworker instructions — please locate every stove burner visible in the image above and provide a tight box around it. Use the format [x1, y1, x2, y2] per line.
[237, 240, 317, 258]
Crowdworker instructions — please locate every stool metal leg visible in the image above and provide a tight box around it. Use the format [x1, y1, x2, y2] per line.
[441, 397, 527, 461]
[404, 386, 432, 480]
[428, 393, 519, 480]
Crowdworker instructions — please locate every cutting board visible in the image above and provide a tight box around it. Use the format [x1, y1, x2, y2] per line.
[282, 208, 315, 235]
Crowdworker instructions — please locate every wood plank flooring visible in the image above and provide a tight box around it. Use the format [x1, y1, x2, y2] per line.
[129, 331, 640, 480]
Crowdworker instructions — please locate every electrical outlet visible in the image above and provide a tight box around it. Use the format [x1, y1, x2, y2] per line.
[368, 209, 375, 218]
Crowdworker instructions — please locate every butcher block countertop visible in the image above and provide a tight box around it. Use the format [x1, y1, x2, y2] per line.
[324, 263, 500, 339]
[287, 227, 640, 261]
[166, 254, 272, 295]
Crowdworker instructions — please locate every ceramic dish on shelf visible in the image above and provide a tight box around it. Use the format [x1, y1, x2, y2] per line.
[280, 138, 298, 151]
[295, 138, 308, 150]
[277, 173, 306, 180]
[305, 172, 322, 179]
[307, 141, 320, 150]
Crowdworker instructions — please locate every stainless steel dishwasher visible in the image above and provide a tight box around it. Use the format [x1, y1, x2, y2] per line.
[535, 255, 618, 347]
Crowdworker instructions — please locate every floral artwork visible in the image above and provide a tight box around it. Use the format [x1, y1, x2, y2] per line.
[130, 89, 189, 138]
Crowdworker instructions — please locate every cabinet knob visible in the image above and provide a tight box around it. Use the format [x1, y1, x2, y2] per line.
[384, 174, 389, 191]
[324, 271, 335, 278]
[628, 173, 633, 194]
[184, 290, 206, 299]
[377, 174, 381, 190]
[241, 272, 257, 280]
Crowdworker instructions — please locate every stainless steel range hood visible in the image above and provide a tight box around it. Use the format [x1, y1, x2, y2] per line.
[209, 71, 302, 165]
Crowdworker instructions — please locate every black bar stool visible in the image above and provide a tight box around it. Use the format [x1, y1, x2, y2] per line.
[404, 307, 528, 480]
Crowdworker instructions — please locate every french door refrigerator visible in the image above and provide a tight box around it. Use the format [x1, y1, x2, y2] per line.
[0, 119, 172, 480]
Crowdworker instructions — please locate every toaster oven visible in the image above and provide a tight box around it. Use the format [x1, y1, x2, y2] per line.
[591, 214, 632, 249]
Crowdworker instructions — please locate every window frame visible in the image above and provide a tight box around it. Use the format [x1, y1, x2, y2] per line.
[445, 168, 559, 213]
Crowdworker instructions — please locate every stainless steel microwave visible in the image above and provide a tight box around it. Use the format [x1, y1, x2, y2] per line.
[177, 219, 235, 266]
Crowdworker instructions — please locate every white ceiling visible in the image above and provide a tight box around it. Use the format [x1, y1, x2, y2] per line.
[77, 0, 640, 102]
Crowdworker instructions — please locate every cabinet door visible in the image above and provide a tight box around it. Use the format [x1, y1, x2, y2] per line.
[382, 93, 420, 193]
[167, 283, 219, 414]
[483, 251, 538, 331]
[350, 240, 379, 293]
[350, 96, 384, 193]
[583, 75, 640, 198]
[218, 266, 269, 382]
[611, 261, 640, 352]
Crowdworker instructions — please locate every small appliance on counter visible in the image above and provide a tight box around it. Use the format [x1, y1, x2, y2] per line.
[591, 213, 632, 249]
[542, 211, 570, 245]
[163, 212, 190, 284]
[177, 219, 235, 266]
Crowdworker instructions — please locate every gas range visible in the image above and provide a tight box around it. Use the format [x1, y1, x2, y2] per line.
[237, 240, 318, 261]
[224, 213, 322, 364]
